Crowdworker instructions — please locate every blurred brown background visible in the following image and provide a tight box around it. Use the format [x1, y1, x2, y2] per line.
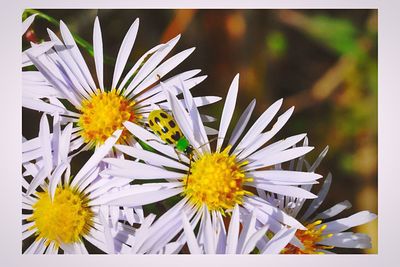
[23, 9, 378, 253]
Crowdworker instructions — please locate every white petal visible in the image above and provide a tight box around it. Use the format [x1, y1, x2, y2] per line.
[249, 170, 321, 184]
[244, 196, 306, 230]
[102, 158, 185, 179]
[182, 213, 202, 254]
[78, 166, 101, 195]
[252, 183, 317, 199]
[236, 109, 296, 160]
[49, 162, 68, 200]
[129, 214, 157, 253]
[22, 14, 37, 35]
[225, 204, 240, 254]
[93, 17, 104, 91]
[139, 201, 189, 253]
[217, 74, 239, 151]
[135, 69, 202, 102]
[46, 29, 92, 99]
[59, 123, 73, 162]
[114, 144, 187, 170]
[106, 187, 182, 207]
[202, 206, 216, 254]
[246, 146, 314, 170]
[99, 210, 115, 254]
[311, 200, 352, 221]
[166, 90, 201, 150]
[244, 132, 305, 163]
[204, 126, 218, 136]
[71, 129, 122, 188]
[112, 18, 139, 89]
[23, 41, 54, 61]
[22, 97, 66, 114]
[131, 47, 196, 96]
[228, 99, 256, 147]
[23, 82, 64, 101]
[60, 20, 97, 92]
[261, 227, 296, 254]
[123, 121, 188, 163]
[241, 224, 269, 254]
[26, 52, 81, 107]
[322, 211, 377, 234]
[236, 99, 283, 151]
[300, 173, 332, 221]
[118, 44, 164, 92]
[125, 35, 180, 94]
[309, 146, 329, 172]
[317, 232, 372, 249]
[181, 80, 210, 153]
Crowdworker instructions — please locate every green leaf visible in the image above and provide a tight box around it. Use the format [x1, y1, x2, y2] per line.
[305, 15, 363, 58]
[265, 31, 287, 57]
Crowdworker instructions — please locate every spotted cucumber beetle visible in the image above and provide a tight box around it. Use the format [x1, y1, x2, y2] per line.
[148, 109, 194, 156]
[148, 109, 194, 188]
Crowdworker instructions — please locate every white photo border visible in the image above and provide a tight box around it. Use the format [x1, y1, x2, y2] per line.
[2, 0, 397, 266]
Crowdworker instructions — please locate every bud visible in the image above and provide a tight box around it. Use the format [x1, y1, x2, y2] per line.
[25, 29, 38, 43]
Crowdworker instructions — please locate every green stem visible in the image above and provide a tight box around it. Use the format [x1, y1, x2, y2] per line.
[23, 9, 115, 65]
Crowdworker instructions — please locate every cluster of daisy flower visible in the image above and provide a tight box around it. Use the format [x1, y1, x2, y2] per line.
[22, 15, 377, 254]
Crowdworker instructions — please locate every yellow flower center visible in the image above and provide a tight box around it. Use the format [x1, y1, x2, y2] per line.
[27, 186, 93, 246]
[183, 146, 253, 212]
[78, 89, 139, 146]
[281, 220, 334, 254]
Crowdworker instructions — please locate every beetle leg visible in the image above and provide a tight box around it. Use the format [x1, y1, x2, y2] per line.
[185, 154, 193, 189]
[174, 147, 182, 162]
[197, 137, 225, 151]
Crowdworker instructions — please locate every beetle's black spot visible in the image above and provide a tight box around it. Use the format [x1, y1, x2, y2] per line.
[149, 120, 154, 126]
[162, 126, 169, 133]
[168, 120, 176, 128]
[165, 138, 173, 144]
[185, 146, 193, 155]
[171, 131, 181, 141]
[157, 131, 161, 136]
[154, 117, 160, 124]
[160, 112, 168, 119]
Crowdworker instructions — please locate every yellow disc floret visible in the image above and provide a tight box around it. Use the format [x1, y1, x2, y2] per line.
[281, 220, 334, 254]
[27, 186, 93, 246]
[183, 146, 253, 212]
[78, 89, 138, 146]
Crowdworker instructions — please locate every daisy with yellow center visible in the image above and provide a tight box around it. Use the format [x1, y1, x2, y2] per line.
[281, 220, 333, 254]
[257, 144, 377, 254]
[27, 185, 94, 247]
[95, 74, 323, 253]
[22, 115, 150, 254]
[183, 146, 253, 212]
[77, 89, 139, 146]
[24, 16, 220, 152]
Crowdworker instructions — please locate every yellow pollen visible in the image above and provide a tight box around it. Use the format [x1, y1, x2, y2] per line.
[182, 146, 253, 212]
[281, 220, 334, 254]
[27, 186, 93, 246]
[78, 89, 139, 146]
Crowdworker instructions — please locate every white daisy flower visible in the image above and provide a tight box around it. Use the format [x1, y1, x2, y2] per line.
[261, 140, 377, 254]
[91, 73, 322, 251]
[22, 114, 148, 254]
[23, 16, 219, 152]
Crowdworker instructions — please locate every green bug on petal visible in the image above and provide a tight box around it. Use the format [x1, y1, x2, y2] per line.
[148, 109, 193, 156]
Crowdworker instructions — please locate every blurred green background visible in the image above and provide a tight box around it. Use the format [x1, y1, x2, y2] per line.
[22, 9, 378, 253]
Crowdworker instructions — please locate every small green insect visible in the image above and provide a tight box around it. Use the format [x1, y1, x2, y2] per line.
[148, 109, 194, 156]
[148, 109, 194, 187]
